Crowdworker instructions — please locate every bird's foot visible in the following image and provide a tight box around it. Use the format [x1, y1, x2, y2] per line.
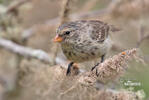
[66, 62, 79, 76]
[91, 63, 100, 76]
[96, 68, 99, 76]
[91, 54, 105, 76]
[91, 62, 100, 71]
[66, 62, 74, 75]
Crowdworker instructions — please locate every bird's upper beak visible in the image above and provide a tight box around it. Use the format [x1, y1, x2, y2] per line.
[53, 35, 63, 42]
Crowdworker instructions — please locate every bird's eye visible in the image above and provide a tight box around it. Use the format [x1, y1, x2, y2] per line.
[65, 31, 70, 35]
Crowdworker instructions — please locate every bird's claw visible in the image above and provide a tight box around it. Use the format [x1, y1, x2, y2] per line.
[91, 62, 100, 71]
[66, 62, 74, 75]
[96, 68, 99, 76]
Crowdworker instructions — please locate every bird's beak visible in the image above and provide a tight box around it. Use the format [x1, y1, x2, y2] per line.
[53, 35, 63, 42]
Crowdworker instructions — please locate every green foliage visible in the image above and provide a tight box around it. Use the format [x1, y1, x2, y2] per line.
[121, 62, 149, 99]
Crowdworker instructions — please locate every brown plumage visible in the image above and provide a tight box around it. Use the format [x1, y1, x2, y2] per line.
[54, 20, 116, 75]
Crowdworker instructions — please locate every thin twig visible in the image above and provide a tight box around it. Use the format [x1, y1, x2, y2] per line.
[60, 0, 72, 24]
[136, 26, 149, 47]
[6, 0, 32, 14]
[59, 83, 78, 97]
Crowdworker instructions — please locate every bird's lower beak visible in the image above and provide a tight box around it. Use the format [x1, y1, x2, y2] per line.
[53, 35, 63, 42]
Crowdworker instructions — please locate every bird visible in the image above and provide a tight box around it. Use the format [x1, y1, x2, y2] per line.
[54, 20, 118, 75]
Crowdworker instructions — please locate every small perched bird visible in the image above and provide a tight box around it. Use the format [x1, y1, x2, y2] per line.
[54, 20, 117, 75]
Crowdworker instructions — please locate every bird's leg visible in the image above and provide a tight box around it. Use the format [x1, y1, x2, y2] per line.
[95, 54, 105, 76]
[100, 54, 105, 63]
[91, 54, 105, 71]
[91, 62, 100, 71]
[66, 62, 74, 75]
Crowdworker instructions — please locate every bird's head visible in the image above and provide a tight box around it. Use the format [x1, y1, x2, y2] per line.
[54, 21, 83, 43]
[54, 27, 72, 43]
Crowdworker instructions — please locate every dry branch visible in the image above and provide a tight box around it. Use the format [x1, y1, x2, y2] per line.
[60, 0, 72, 24]
[6, 0, 32, 14]
[78, 48, 137, 85]
[0, 38, 52, 64]
[19, 63, 144, 100]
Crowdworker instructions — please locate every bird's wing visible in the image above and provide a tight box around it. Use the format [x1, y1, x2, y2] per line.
[87, 20, 110, 42]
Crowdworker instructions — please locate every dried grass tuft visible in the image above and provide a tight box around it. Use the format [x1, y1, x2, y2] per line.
[78, 48, 137, 85]
[19, 59, 144, 100]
